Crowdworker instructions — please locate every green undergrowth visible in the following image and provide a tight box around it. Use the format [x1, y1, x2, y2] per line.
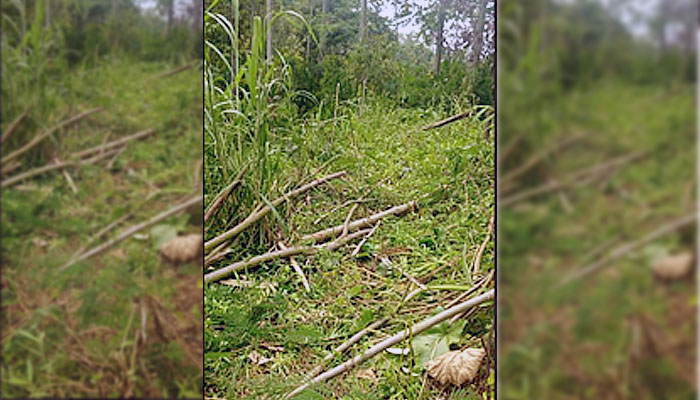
[2, 58, 203, 398]
[499, 82, 696, 400]
[204, 101, 495, 399]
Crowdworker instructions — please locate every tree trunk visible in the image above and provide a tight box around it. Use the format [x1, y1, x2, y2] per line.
[267, 0, 274, 61]
[306, 0, 313, 58]
[360, 0, 367, 43]
[45, 0, 50, 28]
[166, 0, 174, 37]
[319, 0, 329, 58]
[193, 0, 203, 31]
[470, 0, 488, 65]
[435, 0, 446, 74]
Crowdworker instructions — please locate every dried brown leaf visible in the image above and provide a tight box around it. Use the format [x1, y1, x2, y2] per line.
[426, 348, 486, 386]
[160, 233, 203, 264]
[652, 251, 694, 281]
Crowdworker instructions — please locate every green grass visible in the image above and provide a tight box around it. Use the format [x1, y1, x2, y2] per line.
[498, 82, 696, 400]
[1, 57, 203, 398]
[204, 98, 495, 399]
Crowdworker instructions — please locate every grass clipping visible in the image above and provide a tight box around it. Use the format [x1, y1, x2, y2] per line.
[426, 348, 486, 386]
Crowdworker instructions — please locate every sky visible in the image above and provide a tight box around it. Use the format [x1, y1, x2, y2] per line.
[378, 0, 427, 36]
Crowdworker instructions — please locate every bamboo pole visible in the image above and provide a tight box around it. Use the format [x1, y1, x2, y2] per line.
[300, 201, 416, 243]
[59, 195, 202, 271]
[2, 107, 103, 165]
[71, 129, 155, 159]
[204, 171, 347, 252]
[205, 229, 370, 283]
[560, 213, 697, 285]
[1, 104, 31, 144]
[154, 62, 198, 79]
[204, 164, 249, 223]
[421, 111, 469, 131]
[285, 289, 495, 398]
[1, 148, 119, 188]
[500, 152, 645, 207]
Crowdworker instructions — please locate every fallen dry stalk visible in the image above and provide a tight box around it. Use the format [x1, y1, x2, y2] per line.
[501, 135, 581, 184]
[71, 129, 155, 159]
[204, 164, 249, 223]
[472, 214, 495, 276]
[279, 242, 311, 292]
[285, 289, 495, 399]
[155, 62, 198, 79]
[205, 229, 370, 283]
[1, 148, 119, 188]
[351, 221, 381, 256]
[2, 104, 31, 144]
[205, 171, 347, 252]
[559, 213, 697, 285]
[59, 195, 202, 271]
[2, 107, 103, 165]
[305, 317, 390, 381]
[500, 151, 645, 207]
[301, 201, 416, 243]
[422, 111, 469, 131]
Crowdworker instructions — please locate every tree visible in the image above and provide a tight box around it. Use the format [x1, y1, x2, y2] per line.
[360, 0, 367, 43]
[469, 0, 487, 65]
[267, 0, 273, 60]
[434, 0, 446, 73]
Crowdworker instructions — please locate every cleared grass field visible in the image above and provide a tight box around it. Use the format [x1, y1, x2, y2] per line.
[204, 95, 495, 398]
[2, 58, 203, 398]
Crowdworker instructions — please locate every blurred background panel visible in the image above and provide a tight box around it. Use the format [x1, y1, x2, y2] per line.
[498, 0, 697, 399]
[1, 0, 202, 398]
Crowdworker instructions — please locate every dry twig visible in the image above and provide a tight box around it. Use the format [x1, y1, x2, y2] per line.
[71, 129, 155, 159]
[301, 201, 416, 243]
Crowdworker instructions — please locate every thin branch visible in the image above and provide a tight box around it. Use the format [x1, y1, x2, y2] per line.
[314, 198, 375, 225]
[1, 148, 119, 188]
[340, 203, 359, 238]
[471, 213, 495, 276]
[204, 164, 249, 223]
[279, 241, 311, 292]
[205, 229, 370, 283]
[205, 171, 347, 252]
[59, 195, 202, 271]
[351, 221, 381, 256]
[301, 201, 416, 243]
[500, 151, 645, 207]
[421, 111, 469, 131]
[154, 62, 198, 79]
[2, 104, 31, 144]
[498, 131, 526, 167]
[2, 107, 103, 165]
[559, 213, 697, 285]
[67, 214, 132, 264]
[71, 129, 155, 159]
[501, 135, 581, 184]
[305, 317, 389, 380]
[285, 289, 495, 399]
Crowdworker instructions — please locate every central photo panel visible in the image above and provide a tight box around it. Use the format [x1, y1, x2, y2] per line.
[203, 0, 495, 398]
